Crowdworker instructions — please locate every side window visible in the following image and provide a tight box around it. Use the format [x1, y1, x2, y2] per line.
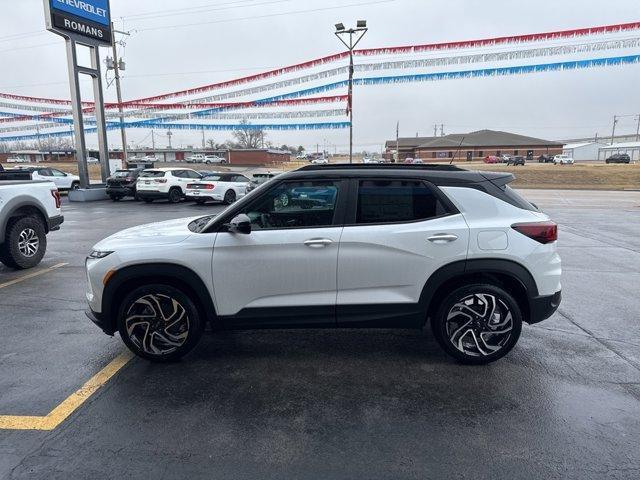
[188, 170, 201, 178]
[50, 169, 66, 177]
[235, 175, 250, 182]
[38, 168, 52, 176]
[239, 180, 340, 230]
[356, 179, 449, 224]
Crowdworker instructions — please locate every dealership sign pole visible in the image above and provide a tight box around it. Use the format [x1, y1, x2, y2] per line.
[43, 0, 113, 188]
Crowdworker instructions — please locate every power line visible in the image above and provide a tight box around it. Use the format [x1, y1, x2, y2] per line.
[135, 0, 396, 32]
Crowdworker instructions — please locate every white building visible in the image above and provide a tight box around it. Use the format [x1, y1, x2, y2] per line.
[562, 142, 606, 162]
[598, 142, 640, 162]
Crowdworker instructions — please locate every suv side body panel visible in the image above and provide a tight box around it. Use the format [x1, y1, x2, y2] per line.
[440, 186, 561, 297]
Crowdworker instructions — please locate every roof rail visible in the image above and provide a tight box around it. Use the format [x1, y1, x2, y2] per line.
[298, 163, 465, 171]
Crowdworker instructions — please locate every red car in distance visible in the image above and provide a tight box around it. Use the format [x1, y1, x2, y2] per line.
[484, 155, 500, 164]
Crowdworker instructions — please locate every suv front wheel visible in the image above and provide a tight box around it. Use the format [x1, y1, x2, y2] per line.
[431, 284, 523, 365]
[117, 284, 204, 361]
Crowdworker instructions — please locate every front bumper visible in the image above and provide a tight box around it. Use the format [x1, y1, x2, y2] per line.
[85, 309, 115, 335]
[48, 215, 64, 231]
[528, 290, 562, 324]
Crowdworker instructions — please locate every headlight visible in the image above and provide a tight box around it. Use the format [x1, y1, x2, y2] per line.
[88, 250, 114, 259]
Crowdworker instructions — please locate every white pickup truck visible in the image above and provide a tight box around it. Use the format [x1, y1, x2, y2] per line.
[0, 168, 64, 269]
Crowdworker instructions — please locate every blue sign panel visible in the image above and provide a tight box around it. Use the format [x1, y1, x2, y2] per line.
[51, 0, 110, 26]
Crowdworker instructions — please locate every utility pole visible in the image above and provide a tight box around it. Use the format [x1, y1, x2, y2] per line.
[440, 124, 445, 137]
[434, 124, 438, 137]
[151, 130, 155, 150]
[635, 114, 640, 142]
[611, 115, 618, 145]
[201, 130, 205, 149]
[335, 20, 368, 164]
[108, 23, 130, 161]
[167, 130, 172, 149]
[395, 121, 399, 163]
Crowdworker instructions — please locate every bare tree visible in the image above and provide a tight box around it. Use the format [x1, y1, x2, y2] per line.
[231, 119, 265, 149]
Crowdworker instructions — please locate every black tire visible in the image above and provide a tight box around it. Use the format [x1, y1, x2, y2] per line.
[0, 216, 47, 270]
[143, 198, 154, 204]
[223, 190, 236, 205]
[117, 284, 204, 362]
[71, 181, 80, 190]
[110, 195, 121, 202]
[430, 283, 522, 365]
[195, 199, 205, 205]
[168, 188, 182, 204]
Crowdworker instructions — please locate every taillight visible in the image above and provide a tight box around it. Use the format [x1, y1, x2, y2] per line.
[187, 183, 197, 189]
[51, 189, 61, 208]
[205, 184, 214, 190]
[511, 221, 557, 244]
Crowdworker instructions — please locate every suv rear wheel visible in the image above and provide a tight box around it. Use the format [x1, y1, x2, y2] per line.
[168, 187, 182, 204]
[117, 284, 204, 361]
[0, 216, 47, 269]
[431, 284, 522, 365]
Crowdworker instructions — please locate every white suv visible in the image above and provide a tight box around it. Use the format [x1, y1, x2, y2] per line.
[86, 164, 561, 364]
[136, 168, 202, 203]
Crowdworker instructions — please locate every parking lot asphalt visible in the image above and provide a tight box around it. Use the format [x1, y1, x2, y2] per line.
[1, 189, 639, 480]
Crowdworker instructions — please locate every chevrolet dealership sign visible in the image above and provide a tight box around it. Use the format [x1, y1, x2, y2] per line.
[44, 0, 112, 46]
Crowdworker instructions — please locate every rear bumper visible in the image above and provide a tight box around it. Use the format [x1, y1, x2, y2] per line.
[136, 190, 170, 199]
[48, 215, 64, 231]
[528, 290, 562, 324]
[85, 309, 115, 335]
[106, 185, 135, 196]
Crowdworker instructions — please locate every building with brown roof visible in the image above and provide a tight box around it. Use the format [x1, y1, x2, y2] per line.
[386, 130, 563, 162]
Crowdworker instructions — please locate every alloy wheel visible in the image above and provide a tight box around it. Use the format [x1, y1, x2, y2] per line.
[445, 293, 513, 357]
[124, 294, 190, 355]
[18, 228, 39, 258]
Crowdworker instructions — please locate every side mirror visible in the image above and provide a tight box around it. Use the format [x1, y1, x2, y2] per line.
[226, 214, 251, 234]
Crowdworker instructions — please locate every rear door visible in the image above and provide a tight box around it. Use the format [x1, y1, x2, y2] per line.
[212, 178, 347, 326]
[336, 178, 469, 326]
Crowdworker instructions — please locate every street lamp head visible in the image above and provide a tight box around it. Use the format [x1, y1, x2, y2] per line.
[335, 23, 345, 32]
[357, 20, 367, 28]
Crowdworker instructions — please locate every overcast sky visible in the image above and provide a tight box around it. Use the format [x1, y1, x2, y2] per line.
[1, 0, 639, 152]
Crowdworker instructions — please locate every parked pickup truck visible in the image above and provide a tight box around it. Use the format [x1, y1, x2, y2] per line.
[0, 167, 64, 269]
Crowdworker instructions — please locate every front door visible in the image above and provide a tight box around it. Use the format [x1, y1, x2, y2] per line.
[336, 178, 469, 326]
[212, 179, 346, 327]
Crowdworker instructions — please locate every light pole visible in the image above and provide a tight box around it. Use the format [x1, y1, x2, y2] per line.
[335, 20, 367, 164]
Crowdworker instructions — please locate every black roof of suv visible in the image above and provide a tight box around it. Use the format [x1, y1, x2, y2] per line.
[291, 163, 513, 187]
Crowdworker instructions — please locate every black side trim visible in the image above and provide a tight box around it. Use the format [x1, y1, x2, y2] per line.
[100, 263, 216, 334]
[336, 303, 424, 328]
[219, 305, 335, 329]
[463, 259, 539, 297]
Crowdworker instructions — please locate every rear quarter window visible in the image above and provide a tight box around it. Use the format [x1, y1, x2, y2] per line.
[139, 171, 165, 178]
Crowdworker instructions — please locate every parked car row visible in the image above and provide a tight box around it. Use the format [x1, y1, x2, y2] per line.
[106, 167, 273, 205]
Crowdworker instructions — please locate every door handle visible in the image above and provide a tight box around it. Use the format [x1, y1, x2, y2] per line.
[427, 233, 458, 243]
[304, 238, 333, 248]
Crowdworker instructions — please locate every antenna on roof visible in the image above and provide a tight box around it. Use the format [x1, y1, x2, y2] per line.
[449, 136, 465, 165]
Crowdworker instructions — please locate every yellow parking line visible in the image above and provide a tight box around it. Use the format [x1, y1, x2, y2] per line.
[0, 350, 134, 431]
[0, 262, 68, 289]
